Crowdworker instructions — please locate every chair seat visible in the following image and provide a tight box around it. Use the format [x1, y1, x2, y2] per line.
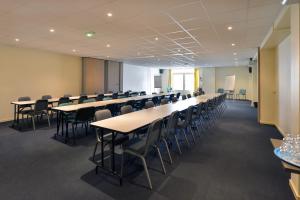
[19, 109, 33, 114]
[125, 137, 147, 154]
[104, 134, 130, 145]
[177, 119, 186, 127]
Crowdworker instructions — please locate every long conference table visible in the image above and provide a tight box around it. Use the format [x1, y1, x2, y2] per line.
[52, 93, 173, 142]
[89, 93, 220, 184]
[10, 93, 116, 128]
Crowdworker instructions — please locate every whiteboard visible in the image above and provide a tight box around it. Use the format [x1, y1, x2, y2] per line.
[224, 75, 236, 91]
[154, 76, 162, 88]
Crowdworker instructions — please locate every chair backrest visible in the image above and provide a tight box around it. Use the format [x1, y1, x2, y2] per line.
[217, 88, 224, 93]
[83, 98, 96, 103]
[187, 94, 192, 98]
[112, 92, 119, 99]
[172, 97, 178, 103]
[124, 91, 130, 97]
[160, 98, 169, 105]
[182, 95, 187, 100]
[64, 94, 72, 98]
[34, 100, 48, 112]
[76, 107, 95, 121]
[144, 101, 155, 109]
[121, 105, 133, 115]
[96, 94, 104, 101]
[152, 92, 157, 95]
[239, 89, 246, 95]
[126, 100, 135, 107]
[95, 109, 112, 121]
[143, 119, 163, 156]
[152, 96, 159, 105]
[58, 97, 70, 105]
[106, 103, 120, 116]
[169, 94, 175, 101]
[176, 93, 181, 99]
[181, 106, 193, 127]
[164, 111, 179, 138]
[193, 92, 199, 97]
[78, 96, 88, 104]
[41, 95, 52, 100]
[18, 96, 31, 101]
[140, 91, 146, 96]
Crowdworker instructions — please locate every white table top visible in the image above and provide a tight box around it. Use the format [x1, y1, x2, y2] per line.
[51, 94, 169, 112]
[90, 94, 220, 134]
[10, 92, 156, 106]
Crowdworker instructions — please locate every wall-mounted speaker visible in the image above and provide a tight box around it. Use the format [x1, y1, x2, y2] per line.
[159, 69, 164, 74]
[249, 67, 252, 74]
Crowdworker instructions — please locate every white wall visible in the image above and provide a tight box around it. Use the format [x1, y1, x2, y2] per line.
[277, 35, 291, 134]
[123, 64, 159, 94]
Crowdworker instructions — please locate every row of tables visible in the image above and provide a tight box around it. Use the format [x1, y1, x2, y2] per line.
[89, 93, 221, 183]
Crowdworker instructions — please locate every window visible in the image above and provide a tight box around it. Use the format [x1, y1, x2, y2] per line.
[172, 74, 184, 90]
[171, 69, 195, 92]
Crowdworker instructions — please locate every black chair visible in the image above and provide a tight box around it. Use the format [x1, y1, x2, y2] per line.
[96, 94, 105, 101]
[67, 107, 95, 144]
[17, 96, 32, 121]
[176, 93, 181, 99]
[78, 96, 88, 104]
[126, 100, 136, 107]
[172, 97, 178, 103]
[58, 97, 71, 106]
[140, 91, 146, 96]
[106, 103, 120, 116]
[24, 99, 51, 131]
[134, 99, 148, 110]
[187, 94, 192, 98]
[121, 119, 165, 190]
[168, 94, 175, 102]
[152, 96, 159, 105]
[92, 109, 129, 161]
[144, 101, 155, 109]
[160, 98, 169, 105]
[112, 92, 119, 99]
[182, 95, 187, 100]
[124, 91, 130, 97]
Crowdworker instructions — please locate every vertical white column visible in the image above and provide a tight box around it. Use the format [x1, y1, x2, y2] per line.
[290, 4, 300, 199]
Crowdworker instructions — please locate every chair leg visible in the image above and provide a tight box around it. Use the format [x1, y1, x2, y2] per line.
[120, 153, 125, 185]
[174, 135, 182, 155]
[72, 123, 76, 144]
[140, 156, 152, 190]
[156, 146, 166, 174]
[32, 115, 35, 131]
[163, 139, 173, 164]
[47, 113, 51, 127]
[92, 142, 98, 161]
[188, 126, 196, 144]
[181, 129, 190, 147]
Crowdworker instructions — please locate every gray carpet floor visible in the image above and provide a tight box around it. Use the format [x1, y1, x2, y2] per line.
[0, 100, 294, 200]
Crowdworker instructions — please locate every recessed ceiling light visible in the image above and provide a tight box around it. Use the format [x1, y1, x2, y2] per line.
[227, 26, 233, 30]
[85, 31, 95, 38]
[106, 44, 111, 48]
[231, 43, 236, 46]
[177, 49, 181, 52]
[233, 52, 237, 55]
[15, 38, 20, 42]
[106, 56, 110, 58]
[282, 0, 288, 5]
[155, 37, 159, 41]
[49, 28, 55, 33]
[107, 12, 113, 17]
[72, 49, 77, 52]
[137, 52, 141, 56]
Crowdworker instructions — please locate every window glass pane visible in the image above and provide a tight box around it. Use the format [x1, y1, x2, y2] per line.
[185, 74, 194, 91]
[172, 74, 184, 90]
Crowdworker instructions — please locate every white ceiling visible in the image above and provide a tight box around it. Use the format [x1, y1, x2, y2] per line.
[0, 0, 283, 67]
